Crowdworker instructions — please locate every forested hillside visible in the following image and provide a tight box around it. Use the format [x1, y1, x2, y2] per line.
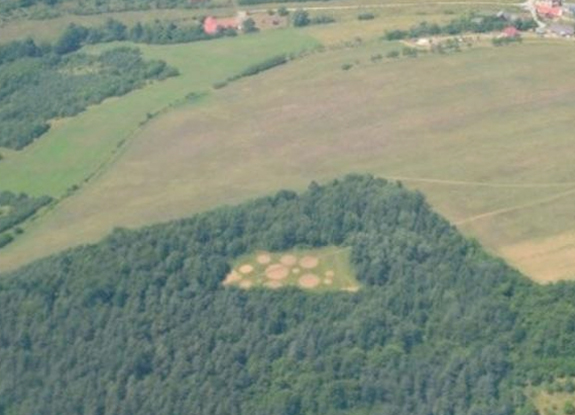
[0, 175, 574, 415]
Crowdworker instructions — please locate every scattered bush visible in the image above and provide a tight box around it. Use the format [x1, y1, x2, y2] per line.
[292, 9, 310, 27]
[310, 14, 336, 25]
[212, 81, 228, 89]
[0, 191, 52, 238]
[341, 63, 353, 70]
[358, 12, 376, 20]
[492, 36, 522, 46]
[0, 233, 14, 249]
[386, 50, 400, 58]
[278, 6, 289, 16]
[243, 18, 259, 33]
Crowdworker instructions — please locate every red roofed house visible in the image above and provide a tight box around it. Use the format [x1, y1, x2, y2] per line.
[204, 16, 241, 35]
[536, 0, 563, 18]
[501, 26, 520, 38]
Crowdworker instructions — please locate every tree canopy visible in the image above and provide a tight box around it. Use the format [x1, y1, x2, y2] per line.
[0, 175, 573, 414]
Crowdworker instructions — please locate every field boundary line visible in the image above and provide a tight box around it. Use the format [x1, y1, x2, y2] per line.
[455, 187, 575, 225]
[387, 176, 575, 188]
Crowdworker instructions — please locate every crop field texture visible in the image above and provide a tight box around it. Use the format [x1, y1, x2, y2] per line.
[225, 247, 359, 291]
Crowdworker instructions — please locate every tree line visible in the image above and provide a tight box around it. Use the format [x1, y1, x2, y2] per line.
[0, 47, 177, 149]
[384, 14, 537, 40]
[0, 174, 574, 414]
[0, 191, 52, 248]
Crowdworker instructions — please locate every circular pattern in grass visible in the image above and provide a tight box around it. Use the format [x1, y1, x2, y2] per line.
[280, 254, 297, 266]
[257, 253, 271, 264]
[300, 256, 319, 269]
[298, 273, 320, 288]
[266, 263, 289, 280]
[239, 264, 254, 274]
[223, 271, 242, 285]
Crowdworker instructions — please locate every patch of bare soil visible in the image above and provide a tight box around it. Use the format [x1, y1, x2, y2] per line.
[257, 253, 272, 264]
[223, 271, 242, 285]
[266, 263, 290, 280]
[239, 264, 254, 274]
[280, 254, 298, 266]
[300, 256, 319, 269]
[298, 273, 320, 288]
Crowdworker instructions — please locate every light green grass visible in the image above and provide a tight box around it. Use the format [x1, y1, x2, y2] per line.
[226, 246, 360, 292]
[528, 379, 575, 415]
[0, 29, 319, 197]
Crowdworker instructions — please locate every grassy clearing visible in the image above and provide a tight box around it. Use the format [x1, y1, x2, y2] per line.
[528, 379, 575, 415]
[225, 246, 360, 292]
[0, 29, 319, 197]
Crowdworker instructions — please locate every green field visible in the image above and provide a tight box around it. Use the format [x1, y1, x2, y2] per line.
[3, 36, 574, 282]
[226, 246, 359, 291]
[0, 29, 319, 197]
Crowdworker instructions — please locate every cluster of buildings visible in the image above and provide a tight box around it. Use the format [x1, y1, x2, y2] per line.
[534, 0, 575, 37]
[535, 0, 564, 18]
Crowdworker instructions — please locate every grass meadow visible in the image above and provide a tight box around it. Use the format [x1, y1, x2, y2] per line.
[225, 247, 359, 292]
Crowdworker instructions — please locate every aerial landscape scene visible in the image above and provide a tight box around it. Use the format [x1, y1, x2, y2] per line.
[1, 0, 575, 413]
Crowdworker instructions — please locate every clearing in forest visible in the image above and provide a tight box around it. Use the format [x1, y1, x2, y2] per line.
[224, 246, 360, 292]
[527, 378, 575, 415]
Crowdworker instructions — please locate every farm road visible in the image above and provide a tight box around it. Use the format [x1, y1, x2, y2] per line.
[387, 176, 575, 188]
[250, 1, 520, 12]
[455, 186, 575, 225]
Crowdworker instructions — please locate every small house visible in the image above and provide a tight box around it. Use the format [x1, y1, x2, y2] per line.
[536, 0, 564, 17]
[203, 16, 241, 35]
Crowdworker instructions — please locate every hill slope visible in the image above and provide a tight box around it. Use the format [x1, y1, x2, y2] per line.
[1, 175, 574, 415]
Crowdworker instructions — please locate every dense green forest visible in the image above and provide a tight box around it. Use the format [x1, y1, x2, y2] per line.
[0, 191, 52, 248]
[0, 175, 574, 414]
[0, 46, 176, 149]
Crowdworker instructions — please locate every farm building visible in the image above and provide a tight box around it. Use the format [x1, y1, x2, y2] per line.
[536, 0, 564, 17]
[204, 15, 243, 34]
